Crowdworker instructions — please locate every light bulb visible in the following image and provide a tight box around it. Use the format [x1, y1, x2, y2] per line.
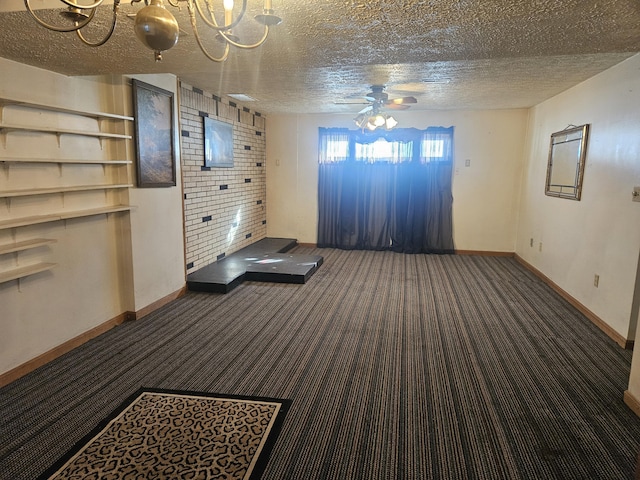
[224, 0, 234, 25]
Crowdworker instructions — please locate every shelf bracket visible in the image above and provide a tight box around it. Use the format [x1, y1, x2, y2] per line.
[55, 133, 62, 148]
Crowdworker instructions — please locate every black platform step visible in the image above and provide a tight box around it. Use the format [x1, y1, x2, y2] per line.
[246, 253, 323, 284]
[187, 238, 322, 293]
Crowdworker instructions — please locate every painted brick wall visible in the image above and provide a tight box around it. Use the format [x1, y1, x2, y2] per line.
[180, 82, 267, 273]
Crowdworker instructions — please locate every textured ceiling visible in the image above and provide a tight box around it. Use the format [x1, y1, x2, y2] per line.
[0, 0, 639, 116]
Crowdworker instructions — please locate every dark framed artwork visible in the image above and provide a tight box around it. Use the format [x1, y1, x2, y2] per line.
[204, 116, 234, 168]
[132, 79, 176, 187]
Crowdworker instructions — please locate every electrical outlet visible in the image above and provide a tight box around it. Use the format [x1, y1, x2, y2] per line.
[465, 159, 471, 167]
[594, 274, 599, 287]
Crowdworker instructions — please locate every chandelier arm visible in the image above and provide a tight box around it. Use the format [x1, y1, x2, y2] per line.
[193, 0, 248, 32]
[166, 0, 180, 6]
[187, 3, 230, 62]
[24, 0, 96, 32]
[58, 0, 106, 9]
[217, 25, 269, 49]
[75, 0, 120, 47]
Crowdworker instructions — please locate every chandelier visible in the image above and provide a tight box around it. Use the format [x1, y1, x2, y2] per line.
[23, 0, 282, 62]
[354, 108, 398, 131]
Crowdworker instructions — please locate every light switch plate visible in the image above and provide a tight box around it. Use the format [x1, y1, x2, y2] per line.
[633, 186, 640, 202]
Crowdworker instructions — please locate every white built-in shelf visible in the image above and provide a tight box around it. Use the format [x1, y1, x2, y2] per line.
[0, 98, 134, 234]
[0, 98, 134, 122]
[0, 238, 57, 255]
[0, 205, 132, 230]
[0, 158, 131, 165]
[0, 184, 133, 198]
[59, 205, 132, 220]
[0, 124, 131, 140]
[0, 262, 57, 284]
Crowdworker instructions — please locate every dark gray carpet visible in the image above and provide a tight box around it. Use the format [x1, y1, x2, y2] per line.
[1, 248, 639, 479]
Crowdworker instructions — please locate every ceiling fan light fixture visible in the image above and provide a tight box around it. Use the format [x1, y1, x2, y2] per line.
[355, 111, 398, 131]
[352, 85, 415, 132]
[385, 116, 398, 129]
[372, 114, 386, 127]
[354, 111, 399, 132]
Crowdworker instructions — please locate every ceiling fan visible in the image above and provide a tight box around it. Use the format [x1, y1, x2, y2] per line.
[358, 85, 417, 112]
[351, 85, 417, 131]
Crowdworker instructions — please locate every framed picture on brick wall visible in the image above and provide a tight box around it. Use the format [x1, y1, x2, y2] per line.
[204, 117, 234, 168]
[132, 79, 176, 187]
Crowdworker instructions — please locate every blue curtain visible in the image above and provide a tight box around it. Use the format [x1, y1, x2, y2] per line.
[317, 127, 454, 253]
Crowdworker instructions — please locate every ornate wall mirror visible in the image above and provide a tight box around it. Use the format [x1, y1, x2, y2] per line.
[545, 124, 590, 200]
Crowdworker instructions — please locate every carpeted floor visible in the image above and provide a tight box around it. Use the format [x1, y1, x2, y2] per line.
[1, 248, 639, 479]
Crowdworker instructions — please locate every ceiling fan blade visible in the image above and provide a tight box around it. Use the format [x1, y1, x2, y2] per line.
[386, 96, 417, 105]
[386, 104, 411, 111]
[358, 105, 373, 114]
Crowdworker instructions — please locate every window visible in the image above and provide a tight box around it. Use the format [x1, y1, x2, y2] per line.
[317, 126, 455, 253]
[354, 138, 413, 163]
[421, 139, 445, 160]
[318, 127, 453, 165]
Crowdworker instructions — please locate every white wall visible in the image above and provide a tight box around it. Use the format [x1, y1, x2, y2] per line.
[266, 109, 528, 251]
[516, 54, 640, 342]
[125, 74, 185, 312]
[0, 59, 186, 376]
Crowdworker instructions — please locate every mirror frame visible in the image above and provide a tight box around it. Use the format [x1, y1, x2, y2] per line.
[545, 124, 590, 201]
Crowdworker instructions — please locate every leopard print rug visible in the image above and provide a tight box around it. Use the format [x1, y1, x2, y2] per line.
[42, 389, 290, 480]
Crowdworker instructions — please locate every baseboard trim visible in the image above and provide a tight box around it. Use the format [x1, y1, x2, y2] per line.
[0, 286, 188, 388]
[515, 255, 632, 350]
[128, 286, 188, 321]
[624, 390, 640, 419]
[297, 242, 318, 248]
[456, 250, 515, 257]
[0, 313, 126, 388]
